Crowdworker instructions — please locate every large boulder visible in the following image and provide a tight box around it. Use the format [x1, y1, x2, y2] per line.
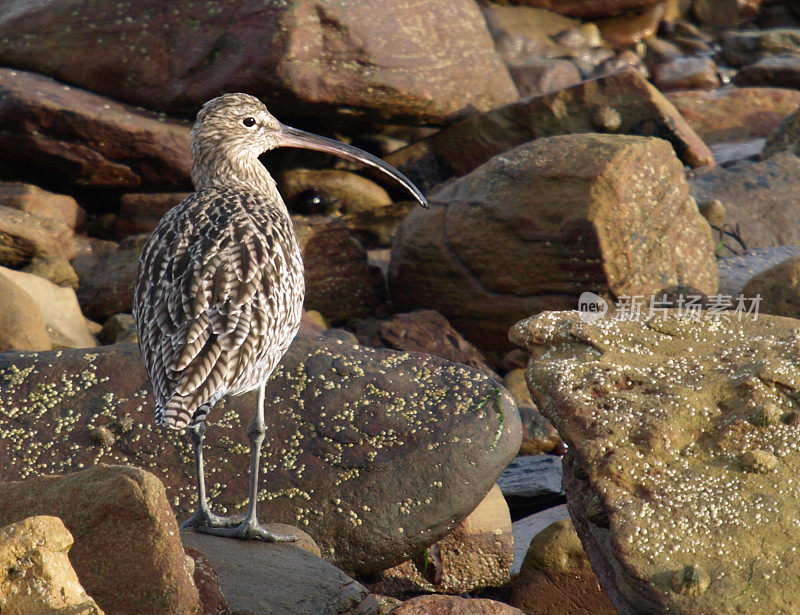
[390, 134, 718, 351]
[0, 338, 520, 574]
[511, 310, 800, 614]
[0, 0, 517, 125]
[0, 515, 104, 615]
[0, 69, 191, 190]
[0, 465, 201, 615]
[385, 67, 713, 193]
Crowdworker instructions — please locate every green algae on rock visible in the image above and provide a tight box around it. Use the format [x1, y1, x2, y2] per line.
[0, 338, 520, 574]
[511, 310, 800, 614]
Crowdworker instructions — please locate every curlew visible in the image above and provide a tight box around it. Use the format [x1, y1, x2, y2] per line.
[133, 93, 427, 540]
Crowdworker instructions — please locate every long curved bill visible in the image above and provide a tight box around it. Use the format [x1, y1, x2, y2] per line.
[276, 124, 428, 208]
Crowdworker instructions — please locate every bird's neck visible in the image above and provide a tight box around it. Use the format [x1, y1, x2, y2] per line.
[192, 153, 286, 212]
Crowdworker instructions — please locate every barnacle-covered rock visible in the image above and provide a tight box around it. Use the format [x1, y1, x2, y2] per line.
[511, 310, 800, 614]
[0, 338, 520, 574]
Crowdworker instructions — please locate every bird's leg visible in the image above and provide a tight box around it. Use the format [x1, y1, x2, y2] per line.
[188, 384, 297, 541]
[181, 423, 240, 530]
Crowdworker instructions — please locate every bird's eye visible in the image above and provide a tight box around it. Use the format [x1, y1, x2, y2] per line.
[242, 117, 256, 127]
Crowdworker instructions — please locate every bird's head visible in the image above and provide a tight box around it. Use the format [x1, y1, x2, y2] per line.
[191, 93, 427, 207]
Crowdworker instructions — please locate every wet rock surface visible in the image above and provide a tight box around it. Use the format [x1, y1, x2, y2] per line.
[0, 338, 520, 574]
[391, 133, 718, 351]
[512, 310, 800, 614]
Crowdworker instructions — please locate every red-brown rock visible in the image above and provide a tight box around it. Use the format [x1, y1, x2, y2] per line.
[114, 193, 191, 239]
[0, 69, 191, 190]
[0, 465, 202, 615]
[0, 182, 86, 230]
[184, 547, 232, 615]
[0, 0, 517, 125]
[504, 0, 663, 19]
[392, 595, 525, 615]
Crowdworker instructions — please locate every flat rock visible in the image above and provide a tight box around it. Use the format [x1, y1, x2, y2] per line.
[511, 504, 571, 575]
[0, 515, 104, 615]
[0, 465, 201, 615]
[717, 246, 800, 296]
[183, 531, 373, 615]
[512, 310, 800, 614]
[690, 151, 800, 248]
[0, 69, 191, 190]
[392, 595, 525, 615]
[734, 53, 800, 89]
[0, 182, 86, 230]
[0, 338, 520, 574]
[652, 56, 720, 91]
[510, 518, 615, 615]
[0, 266, 97, 348]
[498, 456, 564, 519]
[385, 67, 713, 192]
[390, 133, 718, 351]
[665, 87, 800, 144]
[0, 0, 517, 125]
[722, 29, 800, 67]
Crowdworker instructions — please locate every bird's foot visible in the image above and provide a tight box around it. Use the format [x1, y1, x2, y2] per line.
[181, 510, 244, 531]
[189, 517, 298, 542]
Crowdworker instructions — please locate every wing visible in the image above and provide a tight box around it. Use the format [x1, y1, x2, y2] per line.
[133, 190, 303, 429]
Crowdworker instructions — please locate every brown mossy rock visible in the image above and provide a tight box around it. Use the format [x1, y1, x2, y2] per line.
[511, 310, 800, 614]
[390, 133, 718, 352]
[0, 69, 191, 190]
[0, 0, 517, 125]
[183, 531, 374, 615]
[0, 465, 201, 615]
[0, 271, 52, 352]
[510, 518, 615, 615]
[384, 67, 713, 193]
[0, 338, 521, 574]
[0, 515, 104, 615]
[665, 87, 800, 144]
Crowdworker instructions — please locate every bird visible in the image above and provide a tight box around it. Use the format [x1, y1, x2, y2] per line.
[133, 93, 427, 541]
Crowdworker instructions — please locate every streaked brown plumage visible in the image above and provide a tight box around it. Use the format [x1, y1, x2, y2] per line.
[132, 93, 426, 541]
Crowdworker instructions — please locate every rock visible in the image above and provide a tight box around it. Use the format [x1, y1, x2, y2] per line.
[378, 310, 497, 377]
[508, 59, 584, 99]
[763, 103, 800, 159]
[0, 515, 104, 615]
[665, 87, 800, 145]
[184, 546, 232, 615]
[0, 271, 52, 352]
[114, 193, 191, 238]
[503, 369, 563, 455]
[369, 484, 513, 595]
[693, 0, 762, 27]
[597, 3, 666, 46]
[717, 247, 800, 296]
[498, 456, 564, 520]
[0, 465, 201, 615]
[182, 530, 373, 615]
[0, 204, 76, 285]
[511, 504, 571, 575]
[385, 67, 714, 193]
[734, 53, 800, 89]
[510, 518, 615, 615]
[98, 313, 138, 345]
[0, 69, 191, 190]
[511, 310, 800, 614]
[652, 56, 721, 91]
[0, 0, 517, 126]
[0, 339, 521, 574]
[279, 169, 392, 216]
[500, 0, 663, 19]
[72, 242, 141, 322]
[0, 266, 97, 348]
[0, 182, 86, 229]
[690, 151, 800, 249]
[341, 201, 417, 248]
[721, 28, 800, 67]
[294, 217, 383, 324]
[391, 595, 525, 615]
[391, 134, 718, 352]
[741, 255, 800, 318]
